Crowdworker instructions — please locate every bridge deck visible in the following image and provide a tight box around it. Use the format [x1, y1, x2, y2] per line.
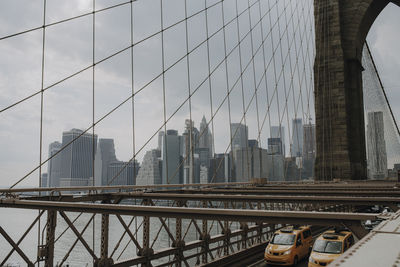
[333, 209, 400, 266]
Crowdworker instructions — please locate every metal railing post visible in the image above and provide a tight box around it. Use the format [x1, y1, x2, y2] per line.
[44, 210, 57, 267]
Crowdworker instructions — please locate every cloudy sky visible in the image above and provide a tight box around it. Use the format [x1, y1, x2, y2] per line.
[0, 0, 399, 188]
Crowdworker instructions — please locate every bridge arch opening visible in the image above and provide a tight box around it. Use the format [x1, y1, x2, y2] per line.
[356, 1, 400, 60]
[313, 0, 400, 181]
[363, 3, 400, 179]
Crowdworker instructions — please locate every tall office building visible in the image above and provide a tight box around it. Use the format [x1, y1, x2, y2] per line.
[199, 116, 213, 157]
[285, 157, 300, 181]
[367, 111, 387, 179]
[157, 131, 164, 151]
[248, 139, 259, 148]
[267, 136, 284, 181]
[136, 149, 162, 185]
[230, 123, 248, 149]
[291, 119, 303, 157]
[47, 141, 63, 187]
[302, 123, 316, 179]
[94, 138, 117, 186]
[162, 130, 183, 184]
[107, 160, 139, 186]
[199, 165, 208, 184]
[197, 148, 210, 168]
[271, 126, 285, 156]
[209, 153, 231, 183]
[59, 129, 98, 186]
[303, 123, 316, 159]
[268, 138, 283, 155]
[233, 148, 250, 182]
[233, 147, 267, 182]
[41, 173, 48, 188]
[266, 154, 284, 181]
[251, 147, 268, 178]
[183, 119, 200, 184]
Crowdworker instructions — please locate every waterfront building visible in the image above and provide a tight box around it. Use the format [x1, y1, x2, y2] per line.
[47, 141, 62, 187]
[162, 130, 183, 184]
[60, 129, 98, 184]
[367, 111, 387, 179]
[94, 138, 117, 186]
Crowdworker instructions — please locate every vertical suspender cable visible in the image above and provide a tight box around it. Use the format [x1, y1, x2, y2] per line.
[184, 0, 194, 185]
[38, 0, 47, 263]
[92, 0, 96, 253]
[129, 0, 139, 256]
[221, 0, 234, 182]
[204, 0, 217, 183]
[234, 0, 251, 181]
[160, 0, 169, 185]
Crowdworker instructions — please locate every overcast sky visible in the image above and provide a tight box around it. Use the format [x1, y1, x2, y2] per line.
[0, 0, 399, 187]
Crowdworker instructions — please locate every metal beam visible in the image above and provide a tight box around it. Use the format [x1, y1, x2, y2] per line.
[181, 189, 400, 197]
[108, 192, 400, 206]
[59, 211, 98, 261]
[1, 180, 398, 194]
[0, 181, 252, 194]
[0, 199, 377, 229]
[0, 226, 34, 267]
[44, 210, 57, 267]
[0, 210, 44, 266]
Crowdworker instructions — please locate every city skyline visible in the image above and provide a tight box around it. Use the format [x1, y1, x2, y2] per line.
[43, 116, 319, 187]
[1, 2, 399, 188]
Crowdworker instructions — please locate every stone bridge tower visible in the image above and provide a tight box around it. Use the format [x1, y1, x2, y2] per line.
[314, 0, 400, 180]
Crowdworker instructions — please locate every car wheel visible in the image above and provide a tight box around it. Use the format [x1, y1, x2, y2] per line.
[293, 255, 298, 266]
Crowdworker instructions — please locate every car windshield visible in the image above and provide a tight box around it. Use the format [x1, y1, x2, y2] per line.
[271, 234, 296, 245]
[313, 240, 342, 254]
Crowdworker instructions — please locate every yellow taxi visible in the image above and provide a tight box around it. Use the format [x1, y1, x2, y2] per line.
[264, 225, 313, 266]
[308, 229, 354, 267]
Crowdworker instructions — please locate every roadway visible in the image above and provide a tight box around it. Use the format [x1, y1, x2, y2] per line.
[249, 258, 309, 267]
[247, 226, 330, 267]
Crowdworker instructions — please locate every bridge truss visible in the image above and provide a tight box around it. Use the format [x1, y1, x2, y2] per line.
[1, 181, 399, 266]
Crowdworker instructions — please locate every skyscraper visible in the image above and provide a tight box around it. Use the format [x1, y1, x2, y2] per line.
[248, 139, 259, 148]
[303, 123, 316, 159]
[59, 129, 97, 186]
[302, 123, 316, 179]
[266, 154, 284, 181]
[232, 147, 251, 182]
[367, 111, 387, 179]
[230, 123, 248, 149]
[268, 138, 283, 155]
[47, 141, 62, 187]
[157, 131, 164, 151]
[162, 129, 183, 184]
[271, 126, 285, 156]
[183, 119, 200, 184]
[41, 173, 48, 188]
[291, 119, 303, 157]
[136, 149, 162, 185]
[94, 138, 117, 186]
[107, 160, 139, 186]
[199, 116, 213, 157]
[209, 153, 231, 183]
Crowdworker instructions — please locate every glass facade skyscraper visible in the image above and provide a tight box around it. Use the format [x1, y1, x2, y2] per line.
[291, 119, 303, 157]
[60, 129, 98, 183]
[230, 123, 248, 149]
[47, 141, 63, 187]
[367, 111, 387, 179]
